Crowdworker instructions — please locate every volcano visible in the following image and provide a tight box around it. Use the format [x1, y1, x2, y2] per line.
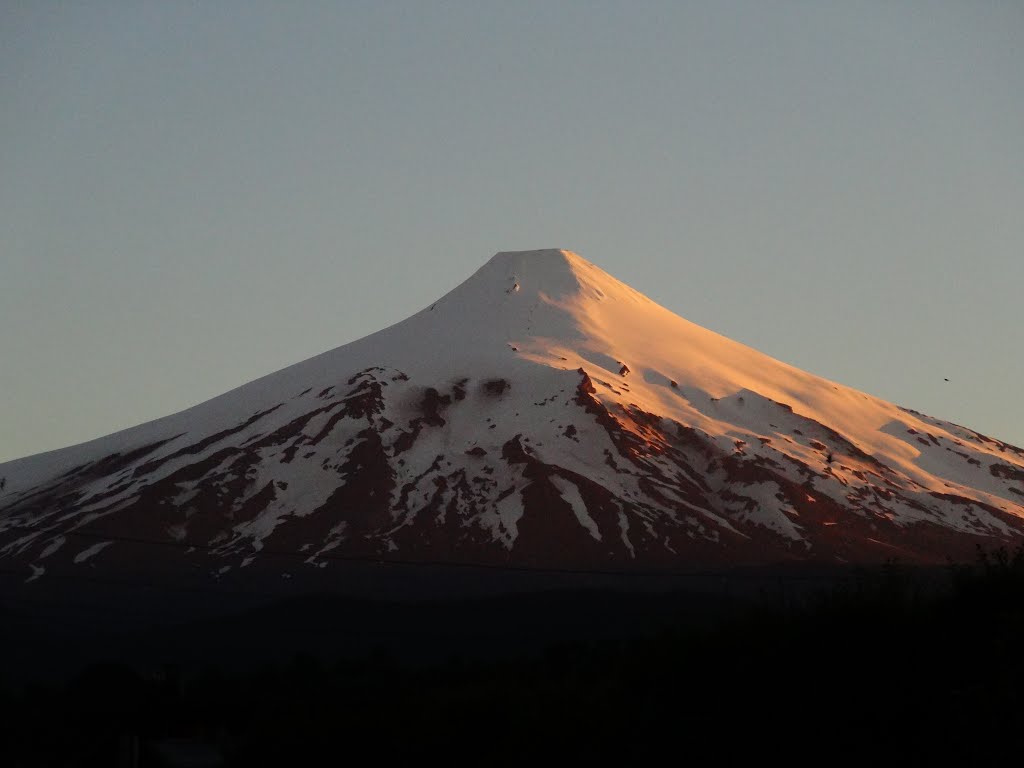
[3, 249, 1023, 588]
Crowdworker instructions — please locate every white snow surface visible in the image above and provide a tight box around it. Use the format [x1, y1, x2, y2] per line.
[1, 249, 1022, 569]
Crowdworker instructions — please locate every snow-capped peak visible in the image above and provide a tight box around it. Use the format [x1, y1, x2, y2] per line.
[2, 248, 1023, 580]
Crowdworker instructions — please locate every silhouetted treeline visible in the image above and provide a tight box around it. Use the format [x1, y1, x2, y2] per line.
[4, 548, 1024, 765]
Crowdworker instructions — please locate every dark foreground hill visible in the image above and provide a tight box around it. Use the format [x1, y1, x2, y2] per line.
[4, 551, 1024, 765]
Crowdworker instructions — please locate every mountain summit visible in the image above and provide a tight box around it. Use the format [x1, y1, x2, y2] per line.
[2, 249, 1023, 586]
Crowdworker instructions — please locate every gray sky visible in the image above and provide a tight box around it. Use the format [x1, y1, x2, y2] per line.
[2, 1, 1022, 463]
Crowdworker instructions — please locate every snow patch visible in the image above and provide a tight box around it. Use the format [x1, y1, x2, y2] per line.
[551, 475, 601, 541]
[39, 535, 66, 559]
[73, 540, 113, 564]
[616, 505, 635, 557]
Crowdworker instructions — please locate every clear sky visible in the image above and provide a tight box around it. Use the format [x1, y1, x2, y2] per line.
[2, 2, 1022, 463]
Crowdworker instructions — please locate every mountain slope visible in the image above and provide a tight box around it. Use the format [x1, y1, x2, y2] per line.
[2, 249, 1023, 585]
